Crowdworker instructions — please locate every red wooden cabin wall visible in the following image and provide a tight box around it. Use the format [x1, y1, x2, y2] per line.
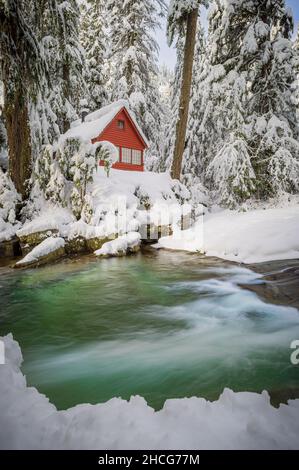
[92, 108, 146, 172]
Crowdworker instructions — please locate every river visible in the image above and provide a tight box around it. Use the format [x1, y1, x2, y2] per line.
[0, 248, 299, 410]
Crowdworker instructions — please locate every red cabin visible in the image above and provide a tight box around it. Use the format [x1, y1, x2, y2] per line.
[65, 100, 149, 172]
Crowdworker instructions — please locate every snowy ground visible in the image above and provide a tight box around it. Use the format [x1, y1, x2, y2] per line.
[0, 334, 299, 450]
[2, 169, 299, 266]
[89, 168, 190, 236]
[13, 169, 190, 244]
[158, 204, 299, 264]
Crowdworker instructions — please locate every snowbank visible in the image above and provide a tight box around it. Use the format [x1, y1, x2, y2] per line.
[91, 167, 189, 211]
[16, 169, 189, 246]
[95, 232, 141, 257]
[0, 217, 17, 242]
[65, 219, 107, 240]
[158, 205, 299, 264]
[15, 237, 65, 267]
[0, 334, 299, 450]
[87, 168, 190, 238]
[17, 207, 74, 238]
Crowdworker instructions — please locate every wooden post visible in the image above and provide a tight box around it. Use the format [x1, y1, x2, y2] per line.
[171, 8, 198, 181]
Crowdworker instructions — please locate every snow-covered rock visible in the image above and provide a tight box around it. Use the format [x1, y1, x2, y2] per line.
[0, 217, 17, 243]
[95, 232, 141, 257]
[17, 208, 74, 239]
[0, 236, 20, 258]
[0, 333, 299, 450]
[15, 237, 65, 268]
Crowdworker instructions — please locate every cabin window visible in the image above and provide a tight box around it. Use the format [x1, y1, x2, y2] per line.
[116, 146, 120, 162]
[117, 120, 125, 130]
[122, 147, 131, 163]
[121, 148, 142, 165]
[132, 149, 142, 165]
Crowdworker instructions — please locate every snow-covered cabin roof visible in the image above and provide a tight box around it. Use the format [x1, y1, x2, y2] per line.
[60, 100, 149, 147]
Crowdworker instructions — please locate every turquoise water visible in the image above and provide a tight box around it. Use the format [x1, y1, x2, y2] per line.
[0, 250, 299, 410]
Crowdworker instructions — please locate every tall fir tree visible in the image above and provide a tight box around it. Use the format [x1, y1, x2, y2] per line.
[0, 0, 43, 198]
[181, 22, 207, 180]
[203, 0, 299, 205]
[293, 29, 299, 120]
[80, 0, 109, 112]
[0, 0, 86, 203]
[161, 35, 184, 172]
[55, 0, 85, 133]
[240, 0, 298, 198]
[167, 0, 209, 180]
[108, 0, 166, 160]
[163, 19, 209, 183]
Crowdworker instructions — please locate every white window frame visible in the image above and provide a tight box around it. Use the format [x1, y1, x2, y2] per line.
[132, 149, 142, 165]
[122, 147, 131, 163]
[117, 120, 125, 130]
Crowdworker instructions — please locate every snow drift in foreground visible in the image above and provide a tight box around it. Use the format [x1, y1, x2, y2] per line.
[158, 205, 299, 264]
[1, 334, 299, 450]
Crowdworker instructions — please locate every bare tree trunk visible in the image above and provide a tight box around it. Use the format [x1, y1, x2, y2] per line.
[171, 9, 198, 181]
[4, 83, 32, 199]
[62, 61, 71, 134]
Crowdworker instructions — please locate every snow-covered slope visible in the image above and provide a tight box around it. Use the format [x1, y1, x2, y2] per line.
[82, 168, 190, 238]
[158, 205, 299, 264]
[5, 167, 299, 265]
[0, 334, 299, 450]
[16, 169, 190, 245]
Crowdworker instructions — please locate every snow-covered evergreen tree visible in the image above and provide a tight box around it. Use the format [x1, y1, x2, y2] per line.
[54, 1, 85, 133]
[242, 0, 298, 197]
[80, 0, 109, 112]
[33, 1, 85, 138]
[147, 65, 173, 171]
[45, 161, 67, 207]
[0, 0, 44, 198]
[161, 36, 184, 172]
[293, 30, 299, 116]
[207, 136, 256, 207]
[1, 0, 85, 210]
[69, 139, 98, 219]
[182, 22, 207, 179]
[167, 0, 208, 44]
[0, 167, 21, 224]
[29, 1, 61, 161]
[163, 18, 209, 183]
[108, 0, 166, 160]
[203, 0, 298, 204]
[166, 1, 210, 180]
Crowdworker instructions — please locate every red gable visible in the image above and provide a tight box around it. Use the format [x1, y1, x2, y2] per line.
[92, 107, 148, 172]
